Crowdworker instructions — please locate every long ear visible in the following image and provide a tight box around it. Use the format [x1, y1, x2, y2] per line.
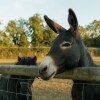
[33, 56, 37, 62]
[68, 9, 78, 36]
[44, 15, 66, 34]
[18, 56, 21, 61]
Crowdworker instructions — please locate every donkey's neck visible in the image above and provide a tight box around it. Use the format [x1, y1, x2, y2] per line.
[78, 40, 96, 67]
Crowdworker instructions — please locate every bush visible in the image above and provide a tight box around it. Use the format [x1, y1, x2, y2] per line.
[0, 47, 99, 59]
[0, 47, 50, 59]
[88, 47, 100, 56]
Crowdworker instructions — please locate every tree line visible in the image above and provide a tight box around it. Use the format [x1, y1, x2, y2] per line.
[79, 20, 100, 47]
[0, 14, 100, 47]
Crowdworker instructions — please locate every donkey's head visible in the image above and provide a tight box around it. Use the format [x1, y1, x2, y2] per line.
[39, 9, 82, 80]
[16, 56, 37, 82]
[17, 56, 37, 65]
[16, 56, 37, 94]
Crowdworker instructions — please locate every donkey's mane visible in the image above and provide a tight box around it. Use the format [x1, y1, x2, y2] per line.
[78, 37, 96, 67]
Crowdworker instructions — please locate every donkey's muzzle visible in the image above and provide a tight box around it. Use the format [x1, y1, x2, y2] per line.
[39, 66, 48, 75]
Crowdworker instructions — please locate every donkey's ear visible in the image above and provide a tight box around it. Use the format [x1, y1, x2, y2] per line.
[44, 15, 66, 34]
[68, 9, 78, 36]
[33, 56, 37, 62]
[18, 56, 21, 61]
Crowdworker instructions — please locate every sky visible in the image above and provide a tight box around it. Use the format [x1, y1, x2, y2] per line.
[0, 0, 100, 29]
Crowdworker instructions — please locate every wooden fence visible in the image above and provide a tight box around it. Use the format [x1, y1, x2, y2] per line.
[0, 65, 100, 81]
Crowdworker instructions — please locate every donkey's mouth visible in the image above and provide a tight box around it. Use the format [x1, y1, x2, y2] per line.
[40, 71, 56, 80]
[56, 63, 66, 74]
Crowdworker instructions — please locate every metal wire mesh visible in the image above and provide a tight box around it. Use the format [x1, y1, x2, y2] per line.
[0, 75, 33, 100]
[73, 82, 100, 100]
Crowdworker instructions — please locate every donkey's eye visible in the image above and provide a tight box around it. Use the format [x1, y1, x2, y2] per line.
[62, 43, 70, 47]
[60, 42, 71, 49]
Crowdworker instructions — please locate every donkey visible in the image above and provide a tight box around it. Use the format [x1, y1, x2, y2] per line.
[39, 9, 100, 100]
[0, 56, 37, 100]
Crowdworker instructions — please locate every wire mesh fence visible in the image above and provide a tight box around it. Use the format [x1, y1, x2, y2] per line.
[1, 74, 100, 100]
[0, 75, 34, 100]
[0, 59, 99, 100]
[73, 82, 100, 100]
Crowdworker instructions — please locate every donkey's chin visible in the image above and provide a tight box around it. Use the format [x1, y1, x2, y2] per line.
[40, 71, 56, 80]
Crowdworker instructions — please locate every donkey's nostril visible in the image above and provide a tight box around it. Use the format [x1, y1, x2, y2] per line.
[41, 66, 47, 73]
[42, 66, 48, 73]
[39, 66, 48, 75]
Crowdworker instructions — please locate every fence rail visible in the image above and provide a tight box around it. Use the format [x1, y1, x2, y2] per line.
[0, 65, 100, 81]
[0, 65, 39, 76]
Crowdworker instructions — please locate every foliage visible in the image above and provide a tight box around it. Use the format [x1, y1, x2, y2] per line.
[88, 47, 100, 56]
[16, 18, 33, 42]
[0, 14, 99, 47]
[43, 26, 57, 46]
[0, 30, 13, 47]
[29, 14, 44, 47]
[0, 47, 50, 59]
[78, 25, 88, 39]
[78, 20, 100, 47]
[6, 20, 29, 47]
[86, 20, 100, 38]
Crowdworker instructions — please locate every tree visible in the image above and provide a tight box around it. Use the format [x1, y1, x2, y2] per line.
[78, 26, 88, 39]
[19, 33, 29, 47]
[0, 30, 13, 47]
[6, 20, 17, 36]
[78, 20, 100, 47]
[86, 20, 100, 38]
[93, 35, 100, 47]
[6, 20, 18, 45]
[6, 20, 29, 47]
[78, 25, 91, 46]
[29, 14, 44, 47]
[85, 20, 100, 47]
[16, 18, 33, 42]
[43, 26, 57, 46]
[13, 26, 29, 47]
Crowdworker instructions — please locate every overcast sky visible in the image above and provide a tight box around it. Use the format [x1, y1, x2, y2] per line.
[0, 0, 100, 29]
